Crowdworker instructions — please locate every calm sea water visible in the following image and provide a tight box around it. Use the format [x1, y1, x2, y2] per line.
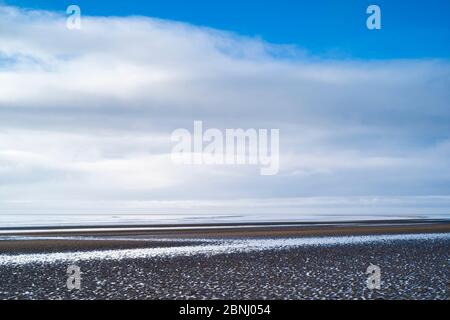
[1, 212, 449, 228]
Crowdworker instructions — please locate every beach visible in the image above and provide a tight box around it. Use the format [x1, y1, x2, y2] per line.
[0, 220, 449, 300]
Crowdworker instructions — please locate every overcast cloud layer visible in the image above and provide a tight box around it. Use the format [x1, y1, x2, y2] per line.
[0, 6, 450, 219]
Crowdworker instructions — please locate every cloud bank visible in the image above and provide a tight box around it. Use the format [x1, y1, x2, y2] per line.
[0, 6, 449, 219]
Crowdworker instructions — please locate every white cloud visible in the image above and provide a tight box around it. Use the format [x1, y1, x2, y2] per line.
[0, 5, 449, 219]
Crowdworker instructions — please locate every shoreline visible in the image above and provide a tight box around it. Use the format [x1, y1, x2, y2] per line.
[0, 218, 448, 235]
[0, 219, 449, 254]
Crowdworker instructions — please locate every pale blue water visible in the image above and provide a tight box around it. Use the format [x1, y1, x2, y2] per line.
[0, 212, 449, 228]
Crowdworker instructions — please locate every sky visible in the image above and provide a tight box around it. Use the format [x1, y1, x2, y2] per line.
[4, 0, 450, 59]
[0, 1, 449, 223]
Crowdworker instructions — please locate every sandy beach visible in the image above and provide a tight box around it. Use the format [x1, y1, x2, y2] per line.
[0, 219, 449, 300]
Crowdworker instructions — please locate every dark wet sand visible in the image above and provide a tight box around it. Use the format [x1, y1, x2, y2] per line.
[1, 219, 450, 254]
[0, 220, 449, 300]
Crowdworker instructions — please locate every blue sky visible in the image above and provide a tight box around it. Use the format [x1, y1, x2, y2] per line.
[4, 0, 450, 59]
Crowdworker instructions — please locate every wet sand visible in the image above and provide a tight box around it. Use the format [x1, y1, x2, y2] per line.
[1, 219, 450, 253]
[0, 219, 449, 300]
